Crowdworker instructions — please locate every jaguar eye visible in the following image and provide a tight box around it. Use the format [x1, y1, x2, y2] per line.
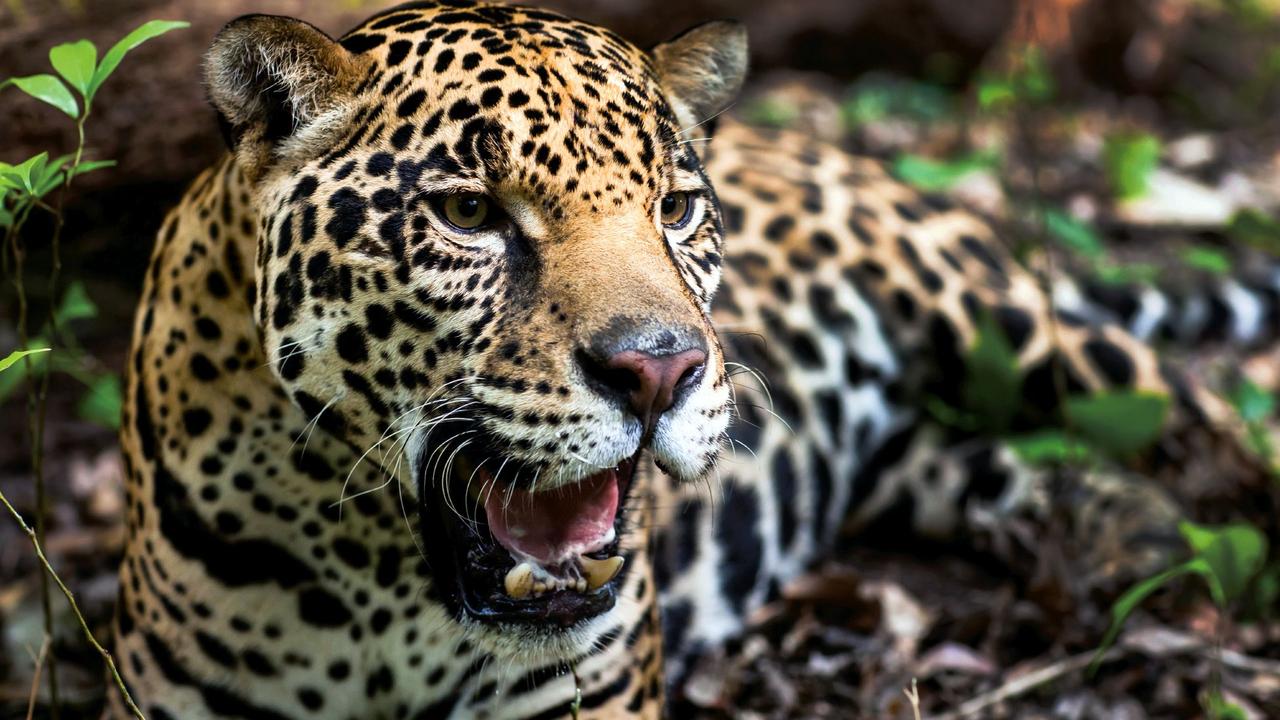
[660, 192, 693, 228]
[437, 193, 491, 231]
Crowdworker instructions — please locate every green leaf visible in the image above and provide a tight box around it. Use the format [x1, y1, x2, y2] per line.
[6, 74, 78, 118]
[1228, 209, 1280, 256]
[55, 281, 98, 323]
[977, 79, 1016, 110]
[49, 39, 97, 97]
[1044, 208, 1104, 259]
[1179, 521, 1269, 605]
[8, 152, 50, 195]
[88, 20, 190, 99]
[77, 374, 122, 428]
[741, 97, 799, 128]
[1254, 564, 1280, 619]
[31, 154, 71, 197]
[0, 165, 19, 190]
[923, 396, 980, 432]
[962, 312, 1022, 432]
[893, 151, 997, 191]
[841, 77, 951, 128]
[0, 348, 50, 374]
[842, 88, 890, 126]
[1092, 260, 1161, 286]
[1204, 693, 1248, 720]
[976, 46, 1054, 111]
[0, 340, 49, 397]
[1066, 391, 1169, 457]
[1104, 132, 1162, 201]
[1232, 379, 1275, 424]
[1017, 46, 1054, 102]
[30, 159, 118, 193]
[1008, 430, 1094, 465]
[67, 159, 116, 179]
[1181, 246, 1232, 275]
[1092, 559, 1202, 674]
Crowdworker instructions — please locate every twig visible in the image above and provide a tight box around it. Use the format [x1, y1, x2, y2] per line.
[904, 677, 923, 720]
[25, 637, 48, 720]
[1219, 648, 1280, 677]
[935, 647, 1125, 720]
[5, 198, 60, 719]
[1123, 625, 1280, 676]
[0, 488, 147, 719]
[25, 106, 89, 720]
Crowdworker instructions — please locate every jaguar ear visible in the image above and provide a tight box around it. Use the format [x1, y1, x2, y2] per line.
[205, 14, 361, 179]
[651, 20, 748, 133]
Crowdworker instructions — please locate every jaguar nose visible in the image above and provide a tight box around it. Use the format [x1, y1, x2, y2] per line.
[577, 324, 708, 432]
[605, 348, 706, 428]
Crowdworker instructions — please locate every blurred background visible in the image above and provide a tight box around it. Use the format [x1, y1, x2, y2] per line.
[4, 0, 1280, 717]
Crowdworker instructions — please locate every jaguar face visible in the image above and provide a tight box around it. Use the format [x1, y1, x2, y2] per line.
[205, 2, 746, 646]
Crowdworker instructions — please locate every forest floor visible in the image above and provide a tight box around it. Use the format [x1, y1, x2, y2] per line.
[5, 1, 1280, 718]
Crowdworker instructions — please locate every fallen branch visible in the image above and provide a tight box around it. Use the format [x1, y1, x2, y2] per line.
[0, 488, 146, 720]
[935, 648, 1125, 720]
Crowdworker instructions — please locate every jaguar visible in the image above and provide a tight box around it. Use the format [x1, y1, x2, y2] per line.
[110, 1, 1278, 718]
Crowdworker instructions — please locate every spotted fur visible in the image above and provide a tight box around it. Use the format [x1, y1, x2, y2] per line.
[110, 3, 1264, 719]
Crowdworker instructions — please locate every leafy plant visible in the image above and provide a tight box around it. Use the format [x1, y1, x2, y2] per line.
[741, 96, 800, 128]
[961, 312, 1022, 433]
[893, 150, 999, 192]
[1181, 245, 1232, 275]
[931, 312, 1171, 465]
[1093, 521, 1270, 670]
[1203, 692, 1249, 720]
[976, 45, 1054, 111]
[0, 347, 49, 372]
[1231, 378, 1277, 472]
[1103, 132, 1162, 201]
[1227, 209, 1280, 256]
[841, 75, 953, 129]
[0, 281, 122, 427]
[1043, 208, 1105, 259]
[2, 18, 188, 720]
[1065, 391, 1170, 458]
[1007, 430, 1093, 465]
[1040, 207, 1160, 285]
[1095, 517, 1274, 717]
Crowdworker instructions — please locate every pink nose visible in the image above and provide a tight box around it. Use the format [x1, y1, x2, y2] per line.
[604, 349, 707, 429]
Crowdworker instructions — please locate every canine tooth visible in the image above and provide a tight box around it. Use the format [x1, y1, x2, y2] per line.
[576, 578, 587, 592]
[581, 555, 624, 590]
[504, 563, 535, 599]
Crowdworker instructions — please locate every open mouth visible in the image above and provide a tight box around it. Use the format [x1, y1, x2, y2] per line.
[417, 441, 639, 628]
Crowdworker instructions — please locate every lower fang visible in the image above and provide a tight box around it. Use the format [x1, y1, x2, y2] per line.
[504, 563, 535, 599]
[581, 555, 624, 590]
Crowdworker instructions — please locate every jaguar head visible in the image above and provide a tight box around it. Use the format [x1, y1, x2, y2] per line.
[205, 1, 746, 653]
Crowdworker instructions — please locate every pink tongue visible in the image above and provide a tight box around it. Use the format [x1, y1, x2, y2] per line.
[483, 469, 619, 565]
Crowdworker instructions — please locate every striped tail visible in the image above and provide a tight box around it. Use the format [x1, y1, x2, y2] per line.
[1051, 255, 1280, 349]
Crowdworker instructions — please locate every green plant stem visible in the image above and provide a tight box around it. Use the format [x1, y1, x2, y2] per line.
[31, 113, 87, 720]
[4, 203, 61, 717]
[0, 487, 146, 720]
[3, 111, 88, 720]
